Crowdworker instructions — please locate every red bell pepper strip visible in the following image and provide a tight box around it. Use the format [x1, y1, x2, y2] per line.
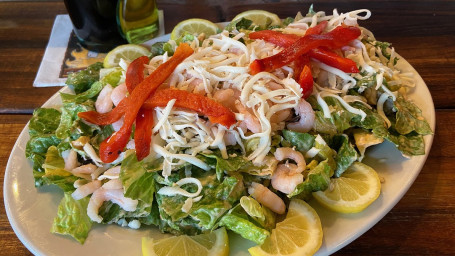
[125, 56, 149, 92]
[134, 109, 154, 160]
[308, 47, 359, 73]
[143, 89, 236, 128]
[126, 56, 155, 161]
[78, 101, 126, 125]
[293, 54, 309, 81]
[249, 30, 299, 48]
[98, 43, 194, 163]
[305, 20, 328, 36]
[299, 65, 313, 99]
[249, 25, 361, 75]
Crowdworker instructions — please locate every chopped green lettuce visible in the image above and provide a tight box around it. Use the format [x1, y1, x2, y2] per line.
[333, 135, 358, 177]
[203, 152, 249, 180]
[66, 62, 103, 94]
[100, 68, 123, 87]
[226, 18, 253, 32]
[60, 81, 103, 104]
[393, 94, 432, 135]
[282, 130, 315, 153]
[55, 100, 96, 139]
[288, 159, 332, 199]
[29, 108, 61, 137]
[51, 193, 92, 244]
[218, 205, 270, 244]
[120, 152, 156, 204]
[240, 196, 276, 230]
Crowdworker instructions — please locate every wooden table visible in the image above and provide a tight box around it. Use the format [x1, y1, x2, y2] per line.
[0, 1, 454, 255]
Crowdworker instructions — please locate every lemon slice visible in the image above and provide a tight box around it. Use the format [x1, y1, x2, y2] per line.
[249, 199, 323, 256]
[142, 227, 229, 256]
[170, 18, 219, 40]
[313, 162, 381, 213]
[232, 10, 282, 28]
[103, 44, 150, 68]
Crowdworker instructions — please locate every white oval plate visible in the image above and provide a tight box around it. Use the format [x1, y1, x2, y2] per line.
[4, 54, 435, 255]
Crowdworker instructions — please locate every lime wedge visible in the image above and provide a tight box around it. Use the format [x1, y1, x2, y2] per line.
[103, 44, 150, 68]
[170, 18, 219, 40]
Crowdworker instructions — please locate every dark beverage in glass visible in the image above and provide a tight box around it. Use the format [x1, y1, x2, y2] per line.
[64, 0, 127, 52]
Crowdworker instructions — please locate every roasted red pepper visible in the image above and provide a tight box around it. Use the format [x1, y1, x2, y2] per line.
[143, 89, 237, 128]
[249, 30, 299, 48]
[134, 108, 154, 160]
[98, 43, 194, 163]
[249, 25, 361, 75]
[125, 56, 149, 92]
[299, 65, 313, 99]
[126, 56, 154, 161]
[305, 20, 328, 36]
[78, 101, 126, 125]
[308, 47, 359, 73]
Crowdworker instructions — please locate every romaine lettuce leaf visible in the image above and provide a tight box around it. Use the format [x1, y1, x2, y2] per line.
[66, 62, 103, 94]
[41, 146, 79, 191]
[55, 100, 96, 139]
[29, 108, 61, 137]
[100, 68, 123, 87]
[282, 130, 315, 153]
[393, 94, 432, 135]
[218, 205, 270, 244]
[226, 18, 253, 32]
[51, 193, 92, 244]
[60, 81, 103, 104]
[333, 135, 358, 177]
[203, 152, 249, 180]
[288, 159, 332, 199]
[240, 196, 276, 230]
[386, 131, 425, 156]
[120, 152, 156, 204]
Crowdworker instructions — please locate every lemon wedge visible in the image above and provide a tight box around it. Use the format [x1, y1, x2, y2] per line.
[142, 227, 229, 256]
[249, 199, 323, 256]
[170, 18, 219, 40]
[232, 10, 281, 28]
[313, 162, 381, 213]
[103, 44, 150, 68]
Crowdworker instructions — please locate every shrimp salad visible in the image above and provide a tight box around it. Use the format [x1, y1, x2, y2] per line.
[26, 7, 432, 250]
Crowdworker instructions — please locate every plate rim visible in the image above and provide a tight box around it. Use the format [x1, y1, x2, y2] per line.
[4, 53, 435, 256]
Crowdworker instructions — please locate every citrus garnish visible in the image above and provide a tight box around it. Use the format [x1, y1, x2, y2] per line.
[103, 44, 150, 68]
[248, 199, 323, 256]
[142, 227, 229, 256]
[232, 10, 281, 28]
[170, 18, 219, 40]
[313, 162, 381, 213]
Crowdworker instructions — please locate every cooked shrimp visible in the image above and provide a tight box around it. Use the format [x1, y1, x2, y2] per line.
[248, 182, 285, 214]
[213, 88, 241, 112]
[98, 166, 121, 180]
[223, 131, 237, 146]
[274, 147, 306, 173]
[112, 117, 124, 132]
[62, 149, 79, 171]
[271, 163, 304, 194]
[87, 188, 138, 223]
[71, 180, 101, 200]
[102, 179, 123, 190]
[95, 84, 114, 113]
[72, 163, 97, 175]
[111, 83, 128, 106]
[235, 100, 261, 133]
[270, 108, 291, 124]
[287, 99, 315, 133]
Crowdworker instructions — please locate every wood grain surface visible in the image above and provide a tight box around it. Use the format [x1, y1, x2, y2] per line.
[0, 1, 454, 255]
